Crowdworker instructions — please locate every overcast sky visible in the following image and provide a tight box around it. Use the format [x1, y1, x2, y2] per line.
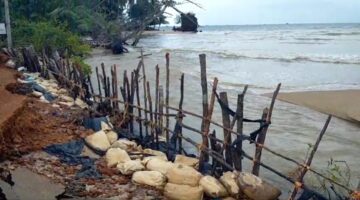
[167, 0, 360, 25]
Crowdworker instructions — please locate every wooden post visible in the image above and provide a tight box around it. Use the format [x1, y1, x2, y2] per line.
[101, 63, 107, 97]
[233, 91, 245, 171]
[147, 81, 155, 143]
[220, 92, 233, 167]
[135, 68, 143, 139]
[178, 73, 184, 154]
[165, 53, 170, 146]
[4, 0, 12, 48]
[141, 49, 149, 136]
[113, 64, 119, 109]
[288, 116, 332, 200]
[199, 54, 209, 167]
[252, 83, 281, 176]
[155, 65, 160, 138]
[95, 67, 102, 102]
[158, 86, 164, 150]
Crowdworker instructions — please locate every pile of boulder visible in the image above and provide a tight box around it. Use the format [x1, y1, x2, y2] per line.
[85, 121, 282, 200]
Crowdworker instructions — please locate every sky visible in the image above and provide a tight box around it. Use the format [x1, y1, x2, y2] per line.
[167, 0, 360, 25]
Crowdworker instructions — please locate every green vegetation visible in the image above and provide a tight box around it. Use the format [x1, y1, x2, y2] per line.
[0, 0, 191, 74]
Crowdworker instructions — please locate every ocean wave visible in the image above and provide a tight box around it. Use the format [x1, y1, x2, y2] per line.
[161, 49, 360, 65]
[322, 31, 360, 36]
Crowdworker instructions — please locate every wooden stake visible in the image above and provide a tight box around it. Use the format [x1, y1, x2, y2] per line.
[155, 65, 160, 141]
[233, 86, 247, 170]
[252, 108, 268, 175]
[159, 86, 164, 150]
[252, 83, 281, 176]
[135, 68, 143, 139]
[165, 53, 170, 146]
[178, 73, 184, 153]
[288, 115, 332, 200]
[95, 67, 102, 102]
[220, 92, 233, 167]
[141, 49, 149, 136]
[146, 81, 155, 143]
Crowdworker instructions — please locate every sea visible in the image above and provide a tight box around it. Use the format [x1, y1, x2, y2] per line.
[86, 23, 360, 197]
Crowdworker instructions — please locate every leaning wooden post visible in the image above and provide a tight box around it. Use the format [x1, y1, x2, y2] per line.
[220, 92, 233, 168]
[141, 49, 149, 136]
[199, 54, 209, 167]
[252, 83, 281, 176]
[95, 67, 102, 102]
[288, 115, 332, 200]
[177, 73, 185, 154]
[252, 108, 268, 174]
[165, 53, 170, 145]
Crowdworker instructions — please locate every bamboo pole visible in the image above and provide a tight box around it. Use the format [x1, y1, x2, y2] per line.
[252, 83, 281, 176]
[219, 92, 233, 167]
[165, 53, 170, 143]
[288, 115, 332, 200]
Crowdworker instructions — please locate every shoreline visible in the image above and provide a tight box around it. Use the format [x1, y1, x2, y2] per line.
[272, 89, 360, 124]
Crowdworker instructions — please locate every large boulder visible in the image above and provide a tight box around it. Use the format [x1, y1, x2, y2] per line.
[237, 172, 281, 200]
[220, 172, 240, 197]
[166, 164, 202, 186]
[146, 159, 177, 175]
[117, 160, 145, 175]
[164, 183, 204, 200]
[174, 155, 199, 169]
[199, 175, 228, 198]
[105, 148, 131, 167]
[132, 171, 166, 189]
[85, 131, 111, 152]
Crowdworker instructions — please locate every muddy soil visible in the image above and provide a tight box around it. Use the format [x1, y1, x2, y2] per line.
[0, 99, 93, 160]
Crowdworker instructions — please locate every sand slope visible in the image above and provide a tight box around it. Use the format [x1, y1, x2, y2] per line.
[276, 90, 360, 124]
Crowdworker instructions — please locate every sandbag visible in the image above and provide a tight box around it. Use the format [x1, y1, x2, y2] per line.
[164, 183, 204, 200]
[237, 172, 281, 200]
[101, 121, 113, 131]
[105, 148, 131, 167]
[111, 139, 138, 152]
[117, 160, 145, 175]
[85, 130, 111, 152]
[146, 159, 177, 175]
[143, 148, 167, 159]
[141, 156, 168, 165]
[220, 172, 240, 196]
[106, 131, 118, 144]
[199, 175, 228, 198]
[166, 164, 202, 186]
[75, 98, 87, 109]
[174, 155, 199, 169]
[132, 171, 166, 189]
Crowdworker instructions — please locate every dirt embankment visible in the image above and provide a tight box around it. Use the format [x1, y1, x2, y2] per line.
[0, 99, 93, 161]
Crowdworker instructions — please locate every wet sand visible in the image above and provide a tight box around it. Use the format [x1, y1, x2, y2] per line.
[276, 90, 360, 124]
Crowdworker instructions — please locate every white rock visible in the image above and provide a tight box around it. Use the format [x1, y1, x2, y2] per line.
[237, 172, 281, 200]
[146, 159, 177, 175]
[141, 156, 168, 166]
[199, 175, 228, 198]
[143, 149, 167, 159]
[39, 96, 50, 104]
[164, 183, 204, 200]
[117, 160, 145, 175]
[106, 131, 118, 144]
[219, 172, 240, 197]
[166, 164, 202, 186]
[31, 91, 42, 98]
[132, 171, 166, 189]
[174, 155, 199, 169]
[105, 148, 131, 167]
[111, 139, 138, 152]
[85, 130, 111, 152]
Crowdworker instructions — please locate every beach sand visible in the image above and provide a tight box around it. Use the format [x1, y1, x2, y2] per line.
[275, 90, 360, 124]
